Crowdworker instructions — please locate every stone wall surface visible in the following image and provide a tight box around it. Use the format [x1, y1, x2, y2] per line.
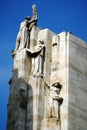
[57, 32, 69, 130]
[68, 33, 87, 130]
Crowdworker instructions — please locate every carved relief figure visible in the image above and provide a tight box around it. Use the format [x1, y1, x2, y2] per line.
[27, 41, 45, 76]
[29, 4, 38, 31]
[49, 82, 63, 121]
[33, 41, 45, 76]
[15, 4, 38, 51]
[15, 16, 30, 50]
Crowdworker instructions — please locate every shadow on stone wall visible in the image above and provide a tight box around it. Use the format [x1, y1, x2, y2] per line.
[7, 68, 33, 130]
[26, 83, 33, 130]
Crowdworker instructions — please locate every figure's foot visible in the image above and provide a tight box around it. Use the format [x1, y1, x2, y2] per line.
[33, 72, 39, 77]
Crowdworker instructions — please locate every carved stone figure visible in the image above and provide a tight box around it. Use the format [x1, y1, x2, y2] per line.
[15, 16, 30, 50]
[15, 4, 38, 51]
[29, 4, 38, 31]
[33, 41, 45, 76]
[27, 41, 45, 76]
[49, 82, 63, 121]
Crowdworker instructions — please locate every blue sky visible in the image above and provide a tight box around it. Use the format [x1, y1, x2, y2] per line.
[0, 0, 87, 129]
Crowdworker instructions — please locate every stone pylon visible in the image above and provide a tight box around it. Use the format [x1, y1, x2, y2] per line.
[7, 22, 87, 130]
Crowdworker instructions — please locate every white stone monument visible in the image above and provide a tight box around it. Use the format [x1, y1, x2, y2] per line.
[7, 5, 87, 130]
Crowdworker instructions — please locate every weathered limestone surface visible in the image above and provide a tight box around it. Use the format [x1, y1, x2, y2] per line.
[26, 75, 44, 130]
[68, 33, 87, 130]
[7, 25, 87, 130]
[57, 32, 87, 130]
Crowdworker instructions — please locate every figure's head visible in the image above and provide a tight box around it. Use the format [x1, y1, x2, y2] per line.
[52, 81, 62, 89]
[25, 16, 30, 21]
[52, 81, 62, 90]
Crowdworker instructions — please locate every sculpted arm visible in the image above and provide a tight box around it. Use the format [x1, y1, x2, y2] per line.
[27, 44, 45, 54]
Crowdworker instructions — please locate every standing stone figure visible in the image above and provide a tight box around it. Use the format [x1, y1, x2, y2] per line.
[29, 4, 38, 31]
[27, 41, 45, 76]
[15, 16, 30, 50]
[33, 41, 45, 76]
[15, 4, 38, 51]
[49, 82, 63, 121]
